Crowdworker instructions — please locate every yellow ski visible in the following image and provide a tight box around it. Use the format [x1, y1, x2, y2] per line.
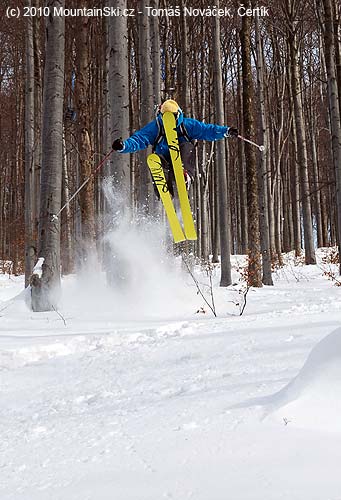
[147, 153, 186, 243]
[162, 112, 197, 240]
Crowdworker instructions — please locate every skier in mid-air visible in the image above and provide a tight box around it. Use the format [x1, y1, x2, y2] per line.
[112, 99, 238, 196]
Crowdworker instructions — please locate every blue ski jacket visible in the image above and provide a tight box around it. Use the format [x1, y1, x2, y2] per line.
[119, 113, 229, 162]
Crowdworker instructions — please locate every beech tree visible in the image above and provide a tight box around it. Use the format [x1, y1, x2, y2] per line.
[212, 4, 232, 286]
[109, 0, 130, 190]
[24, 2, 35, 286]
[321, 0, 341, 271]
[31, 0, 65, 311]
[75, 10, 96, 252]
[240, 2, 262, 287]
[255, 15, 273, 286]
[137, 0, 154, 209]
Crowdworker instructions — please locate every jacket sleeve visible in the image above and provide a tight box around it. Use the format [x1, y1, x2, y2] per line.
[184, 117, 229, 141]
[119, 121, 158, 153]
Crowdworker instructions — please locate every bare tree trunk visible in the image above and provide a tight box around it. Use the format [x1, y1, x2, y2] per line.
[322, 0, 341, 271]
[283, 156, 294, 251]
[109, 0, 130, 190]
[162, 15, 172, 97]
[31, 0, 65, 311]
[288, 62, 302, 256]
[32, 0, 42, 234]
[75, 13, 96, 251]
[241, 2, 262, 287]
[212, 159, 220, 263]
[212, 5, 232, 286]
[288, 28, 316, 264]
[255, 16, 273, 285]
[200, 143, 213, 262]
[61, 130, 73, 274]
[137, 0, 154, 210]
[106, 0, 131, 287]
[24, 5, 36, 286]
[198, 34, 210, 261]
[267, 164, 276, 259]
[149, 0, 163, 219]
[102, 13, 113, 251]
[150, 0, 161, 104]
[332, 0, 341, 119]
[103, 18, 112, 158]
[274, 166, 282, 259]
[310, 117, 323, 247]
[236, 44, 248, 254]
[179, 0, 190, 110]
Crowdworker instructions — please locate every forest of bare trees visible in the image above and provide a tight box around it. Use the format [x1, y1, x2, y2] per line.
[0, 0, 341, 310]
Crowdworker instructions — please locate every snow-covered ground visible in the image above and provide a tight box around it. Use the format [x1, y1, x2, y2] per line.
[1, 244, 341, 500]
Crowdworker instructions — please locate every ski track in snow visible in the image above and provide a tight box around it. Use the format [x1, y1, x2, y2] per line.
[1, 254, 341, 499]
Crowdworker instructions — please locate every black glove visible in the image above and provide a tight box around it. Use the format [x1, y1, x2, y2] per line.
[227, 127, 238, 138]
[112, 138, 124, 151]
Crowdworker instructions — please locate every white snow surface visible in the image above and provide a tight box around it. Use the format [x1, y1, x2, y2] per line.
[1, 242, 341, 500]
[263, 326, 341, 433]
[32, 258, 45, 278]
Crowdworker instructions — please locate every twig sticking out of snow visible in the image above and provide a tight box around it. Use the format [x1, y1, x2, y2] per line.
[52, 305, 67, 327]
[239, 285, 250, 316]
[182, 255, 217, 317]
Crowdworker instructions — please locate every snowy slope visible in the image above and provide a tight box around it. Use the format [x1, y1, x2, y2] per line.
[1, 248, 341, 500]
[264, 326, 341, 433]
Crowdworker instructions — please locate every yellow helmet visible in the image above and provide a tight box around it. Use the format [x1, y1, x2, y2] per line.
[160, 99, 179, 114]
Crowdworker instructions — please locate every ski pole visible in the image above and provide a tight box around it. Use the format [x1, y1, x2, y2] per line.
[238, 134, 265, 151]
[51, 149, 114, 222]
